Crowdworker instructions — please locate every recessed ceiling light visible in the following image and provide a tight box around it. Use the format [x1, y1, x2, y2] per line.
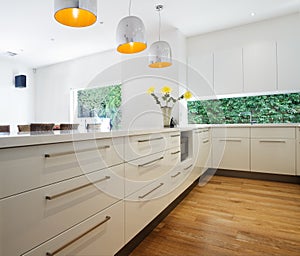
[251, 12, 256, 17]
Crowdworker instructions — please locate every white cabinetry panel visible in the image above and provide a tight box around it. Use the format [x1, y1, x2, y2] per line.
[243, 41, 277, 93]
[277, 38, 300, 92]
[214, 48, 243, 95]
[188, 53, 214, 98]
[297, 128, 300, 176]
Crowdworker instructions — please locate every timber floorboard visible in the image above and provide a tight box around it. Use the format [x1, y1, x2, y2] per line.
[129, 175, 300, 256]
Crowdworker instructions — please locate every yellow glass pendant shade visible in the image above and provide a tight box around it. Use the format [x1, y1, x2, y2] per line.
[117, 42, 147, 54]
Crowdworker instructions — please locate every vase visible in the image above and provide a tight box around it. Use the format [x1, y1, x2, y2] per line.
[161, 106, 173, 128]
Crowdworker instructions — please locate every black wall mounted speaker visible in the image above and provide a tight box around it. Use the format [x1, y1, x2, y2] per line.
[15, 75, 26, 88]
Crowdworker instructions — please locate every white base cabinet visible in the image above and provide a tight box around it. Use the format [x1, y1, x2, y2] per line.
[212, 128, 250, 171]
[297, 128, 300, 176]
[251, 128, 296, 175]
[23, 201, 124, 256]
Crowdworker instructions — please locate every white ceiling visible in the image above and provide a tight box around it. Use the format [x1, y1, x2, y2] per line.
[0, 0, 299, 68]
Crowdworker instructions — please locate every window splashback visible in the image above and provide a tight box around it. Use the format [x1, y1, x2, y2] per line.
[188, 92, 300, 124]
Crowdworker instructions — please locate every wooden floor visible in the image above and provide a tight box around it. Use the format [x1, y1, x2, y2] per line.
[130, 175, 300, 256]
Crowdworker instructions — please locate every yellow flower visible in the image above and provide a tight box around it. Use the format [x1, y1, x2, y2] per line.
[147, 86, 155, 94]
[161, 86, 172, 94]
[184, 91, 192, 99]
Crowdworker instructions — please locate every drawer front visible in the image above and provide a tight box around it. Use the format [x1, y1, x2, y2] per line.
[22, 201, 124, 256]
[251, 139, 296, 175]
[194, 128, 210, 139]
[0, 137, 124, 199]
[124, 181, 171, 243]
[125, 148, 180, 196]
[124, 133, 168, 161]
[194, 136, 211, 169]
[212, 138, 250, 171]
[166, 131, 181, 149]
[0, 165, 124, 256]
[212, 127, 250, 138]
[251, 127, 295, 139]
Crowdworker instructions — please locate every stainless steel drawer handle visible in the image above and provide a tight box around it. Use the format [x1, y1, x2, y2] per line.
[45, 176, 111, 200]
[184, 164, 193, 170]
[259, 140, 286, 143]
[138, 137, 164, 143]
[219, 139, 242, 142]
[46, 216, 111, 256]
[171, 150, 180, 155]
[170, 134, 180, 137]
[138, 183, 164, 199]
[195, 131, 202, 134]
[203, 139, 209, 144]
[171, 172, 181, 178]
[44, 145, 110, 158]
[138, 156, 164, 167]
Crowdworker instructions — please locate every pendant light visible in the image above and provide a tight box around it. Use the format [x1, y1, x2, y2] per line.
[54, 0, 97, 27]
[116, 0, 147, 54]
[149, 5, 172, 68]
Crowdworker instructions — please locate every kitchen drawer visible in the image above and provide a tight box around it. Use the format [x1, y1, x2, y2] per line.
[0, 165, 124, 256]
[212, 127, 250, 138]
[0, 137, 124, 199]
[212, 137, 250, 171]
[22, 201, 124, 256]
[251, 139, 296, 175]
[124, 133, 168, 161]
[124, 180, 171, 243]
[251, 127, 295, 139]
[124, 148, 180, 196]
[166, 131, 181, 149]
[194, 128, 210, 138]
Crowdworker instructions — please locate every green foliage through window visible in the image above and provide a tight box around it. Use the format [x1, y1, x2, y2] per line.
[188, 92, 300, 124]
[77, 84, 122, 128]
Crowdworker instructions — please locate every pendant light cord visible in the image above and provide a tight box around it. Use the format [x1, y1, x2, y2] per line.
[129, 0, 132, 16]
[158, 9, 161, 41]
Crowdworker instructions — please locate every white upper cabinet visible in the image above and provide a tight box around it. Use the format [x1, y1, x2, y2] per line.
[277, 38, 300, 92]
[243, 41, 277, 93]
[188, 53, 214, 98]
[214, 48, 243, 95]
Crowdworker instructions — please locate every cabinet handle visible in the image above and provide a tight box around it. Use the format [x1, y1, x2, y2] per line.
[171, 172, 181, 178]
[195, 129, 209, 133]
[45, 176, 111, 200]
[170, 134, 180, 137]
[138, 156, 164, 167]
[44, 145, 110, 158]
[138, 183, 164, 199]
[259, 140, 286, 143]
[138, 137, 163, 143]
[184, 164, 193, 170]
[219, 139, 242, 142]
[203, 139, 209, 144]
[195, 131, 202, 134]
[46, 216, 111, 256]
[171, 150, 180, 155]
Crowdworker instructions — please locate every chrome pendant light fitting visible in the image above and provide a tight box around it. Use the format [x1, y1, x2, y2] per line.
[116, 0, 147, 54]
[149, 4, 172, 68]
[54, 0, 97, 27]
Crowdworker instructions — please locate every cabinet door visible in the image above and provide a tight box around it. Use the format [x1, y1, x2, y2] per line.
[194, 129, 211, 172]
[214, 48, 243, 95]
[243, 41, 277, 93]
[277, 38, 300, 91]
[22, 201, 124, 256]
[187, 53, 214, 98]
[251, 139, 296, 175]
[212, 138, 250, 171]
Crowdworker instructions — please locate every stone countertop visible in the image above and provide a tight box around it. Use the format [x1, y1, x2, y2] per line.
[0, 124, 299, 149]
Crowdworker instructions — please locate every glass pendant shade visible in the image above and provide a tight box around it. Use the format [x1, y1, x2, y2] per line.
[54, 0, 97, 27]
[148, 40, 172, 68]
[116, 16, 147, 54]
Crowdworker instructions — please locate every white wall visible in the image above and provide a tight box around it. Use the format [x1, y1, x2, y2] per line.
[35, 28, 187, 130]
[0, 57, 35, 133]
